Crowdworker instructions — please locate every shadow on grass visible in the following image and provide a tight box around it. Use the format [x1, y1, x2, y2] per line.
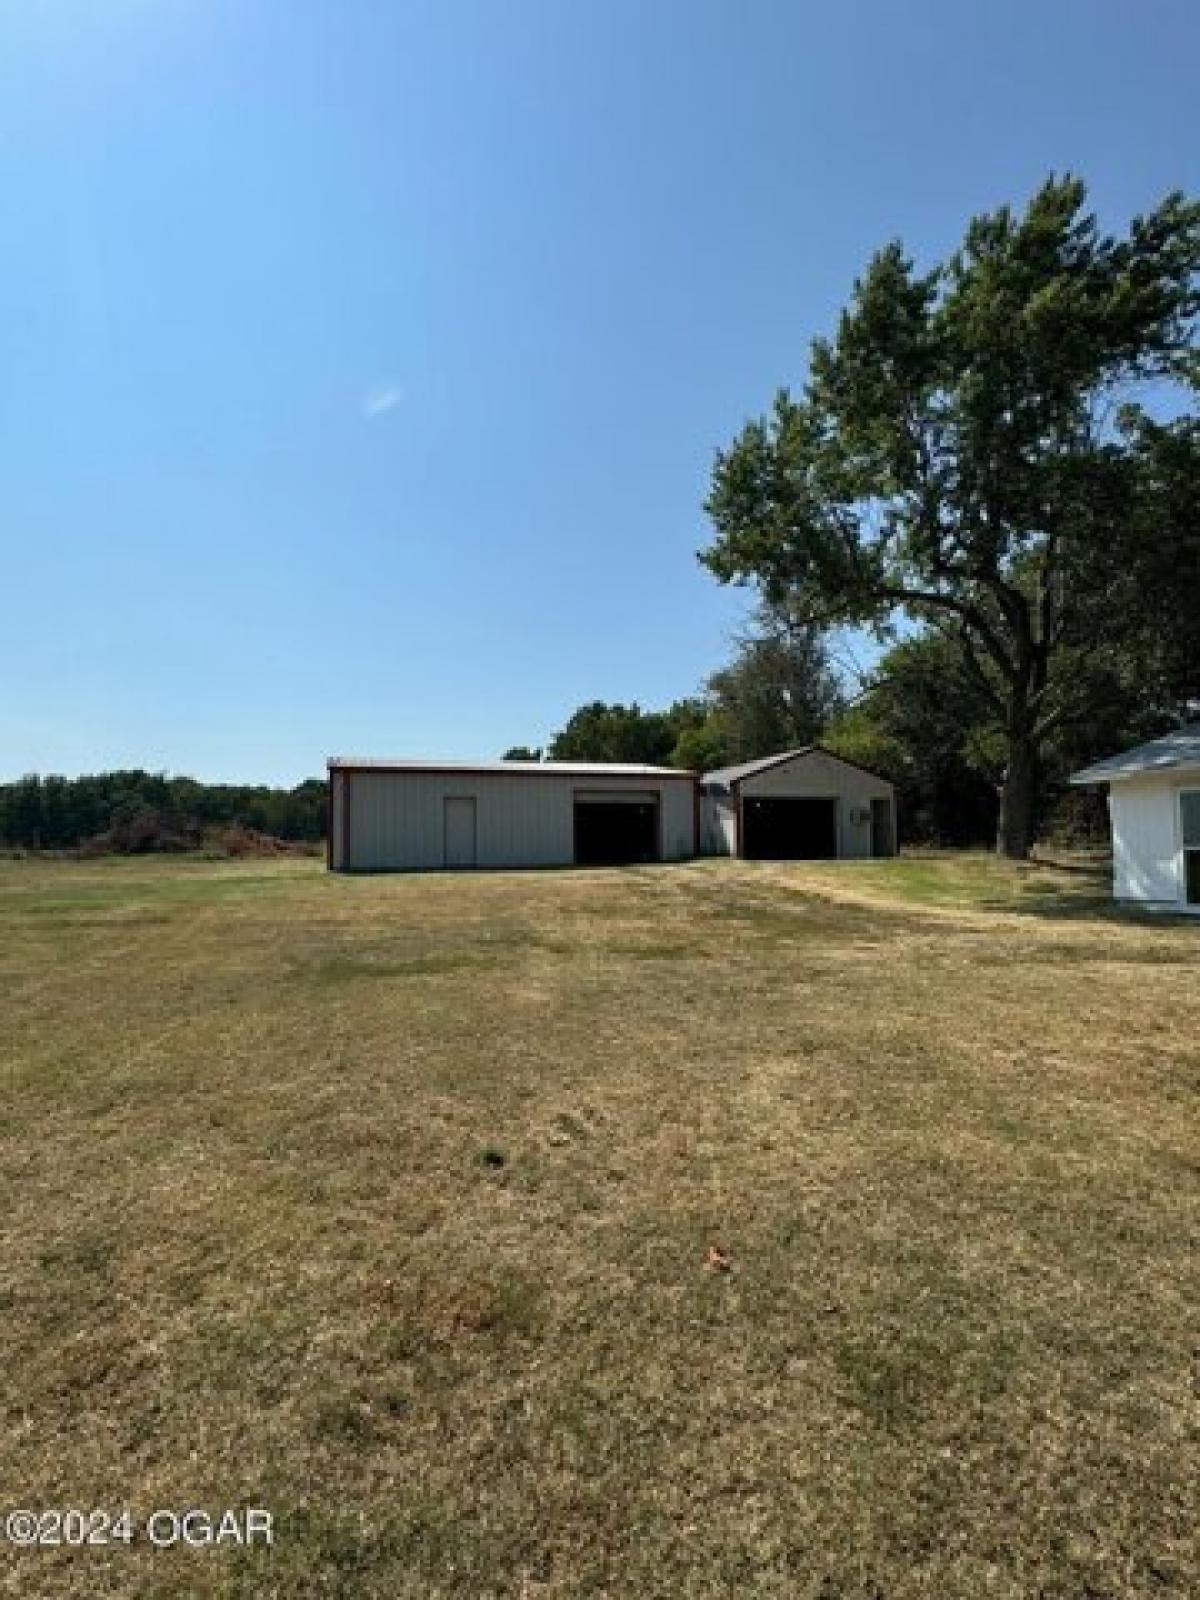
[978, 875, 1198, 928]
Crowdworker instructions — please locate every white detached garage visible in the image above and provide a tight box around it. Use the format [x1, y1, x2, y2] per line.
[699, 748, 896, 861]
[1071, 722, 1200, 913]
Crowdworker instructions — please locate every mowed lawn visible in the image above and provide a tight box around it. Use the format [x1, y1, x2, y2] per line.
[1, 854, 1196, 1599]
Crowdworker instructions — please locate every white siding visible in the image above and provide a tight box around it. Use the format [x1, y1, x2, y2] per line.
[1110, 776, 1184, 906]
[334, 769, 695, 872]
[698, 794, 736, 856]
[738, 750, 895, 861]
[716, 797, 737, 855]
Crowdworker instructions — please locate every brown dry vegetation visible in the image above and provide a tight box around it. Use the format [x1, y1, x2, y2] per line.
[0, 853, 1196, 1598]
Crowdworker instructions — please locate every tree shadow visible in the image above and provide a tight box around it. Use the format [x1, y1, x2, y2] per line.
[978, 864, 1196, 925]
[1026, 851, 1111, 879]
[978, 889, 1120, 922]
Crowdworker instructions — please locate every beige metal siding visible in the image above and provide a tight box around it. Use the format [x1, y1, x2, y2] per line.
[660, 782, 696, 860]
[718, 799, 737, 855]
[871, 796, 897, 857]
[442, 796, 478, 867]
[338, 770, 695, 871]
[698, 793, 736, 856]
[738, 751, 894, 860]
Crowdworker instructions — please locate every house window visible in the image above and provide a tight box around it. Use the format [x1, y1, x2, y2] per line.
[1181, 791, 1200, 906]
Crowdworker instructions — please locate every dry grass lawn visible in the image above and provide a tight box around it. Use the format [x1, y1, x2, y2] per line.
[0, 852, 1196, 1598]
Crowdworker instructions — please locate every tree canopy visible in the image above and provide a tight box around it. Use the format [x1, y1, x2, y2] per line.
[702, 177, 1200, 855]
[546, 702, 680, 765]
[523, 618, 845, 773]
[700, 610, 844, 767]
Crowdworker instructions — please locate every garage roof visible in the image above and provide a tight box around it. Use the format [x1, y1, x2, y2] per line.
[327, 757, 694, 778]
[1070, 722, 1200, 784]
[702, 745, 891, 789]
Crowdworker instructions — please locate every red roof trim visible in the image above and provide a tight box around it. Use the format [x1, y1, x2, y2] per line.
[328, 762, 697, 781]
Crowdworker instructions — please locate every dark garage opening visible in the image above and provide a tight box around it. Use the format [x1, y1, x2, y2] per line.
[574, 799, 659, 865]
[742, 796, 837, 860]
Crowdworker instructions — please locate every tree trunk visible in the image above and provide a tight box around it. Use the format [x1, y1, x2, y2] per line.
[996, 728, 1038, 860]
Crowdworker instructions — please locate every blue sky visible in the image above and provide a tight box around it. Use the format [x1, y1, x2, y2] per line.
[1, 0, 1197, 784]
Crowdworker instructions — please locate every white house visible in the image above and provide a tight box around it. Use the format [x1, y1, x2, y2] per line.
[1071, 722, 1200, 913]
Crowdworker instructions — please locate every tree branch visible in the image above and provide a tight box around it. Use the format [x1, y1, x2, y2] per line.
[878, 585, 1018, 683]
[927, 617, 1007, 715]
[1032, 701, 1071, 742]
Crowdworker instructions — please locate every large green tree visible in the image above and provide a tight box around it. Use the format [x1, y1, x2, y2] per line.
[547, 702, 679, 765]
[702, 178, 1200, 856]
[703, 610, 844, 766]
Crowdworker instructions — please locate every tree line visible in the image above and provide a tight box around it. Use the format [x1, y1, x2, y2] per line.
[0, 771, 327, 852]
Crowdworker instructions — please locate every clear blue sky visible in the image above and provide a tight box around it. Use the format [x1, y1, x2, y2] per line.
[2, 0, 1196, 784]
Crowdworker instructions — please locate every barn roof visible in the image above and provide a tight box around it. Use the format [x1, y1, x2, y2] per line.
[327, 757, 693, 778]
[1070, 722, 1200, 784]
[702, 745, 891, 789]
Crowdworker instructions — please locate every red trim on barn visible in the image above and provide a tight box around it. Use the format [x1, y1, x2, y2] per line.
[325, 769, 333, 870]
[327, 761, 696, 781]
[342, 771, 351, 872]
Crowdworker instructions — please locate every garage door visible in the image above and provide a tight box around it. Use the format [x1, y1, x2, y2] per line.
[742, 796, 837, 860]
[574, 793, 659, 865]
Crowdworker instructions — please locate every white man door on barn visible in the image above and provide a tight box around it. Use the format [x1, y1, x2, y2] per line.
[443, 796, 477, 869]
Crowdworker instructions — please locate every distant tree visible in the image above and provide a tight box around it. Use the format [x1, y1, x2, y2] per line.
[702, 177, 1200, 857]
[658, 612, 845, 772]
[548, 702, 677, 764]
[669, 722, 729, 773]
[502, 746, 543, 761]
[0, 770, 329, 851]
[824, 634, 999, 844]
[818, 704, 908, 786]
[704, 610, 844, 765]
[664, 698, 728, 771]
[535, 601, 846, 774]
[1, 776, 44, 849]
